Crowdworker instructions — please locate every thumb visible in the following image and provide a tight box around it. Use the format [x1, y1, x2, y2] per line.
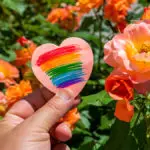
[26, 89, 75, 131]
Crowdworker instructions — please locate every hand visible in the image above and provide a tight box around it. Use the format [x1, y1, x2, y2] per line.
[0, 88, 80, 150]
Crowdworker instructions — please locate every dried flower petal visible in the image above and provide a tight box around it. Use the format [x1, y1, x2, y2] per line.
[59, 108, 80, 130]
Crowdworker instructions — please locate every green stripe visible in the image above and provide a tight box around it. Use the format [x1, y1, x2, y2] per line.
[46, 62, 82, 78]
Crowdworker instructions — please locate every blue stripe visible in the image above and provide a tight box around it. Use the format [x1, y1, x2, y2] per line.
[58, 78, 84, 88]
[51, 70, 84, 86]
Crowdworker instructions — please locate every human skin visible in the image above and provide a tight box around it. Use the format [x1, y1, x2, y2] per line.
[0, 87, 80, 150]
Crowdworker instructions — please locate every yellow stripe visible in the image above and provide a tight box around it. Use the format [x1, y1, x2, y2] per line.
[40, 52, 80, 72]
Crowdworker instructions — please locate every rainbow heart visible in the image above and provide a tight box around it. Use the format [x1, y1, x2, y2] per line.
[32, 37, 93, 97]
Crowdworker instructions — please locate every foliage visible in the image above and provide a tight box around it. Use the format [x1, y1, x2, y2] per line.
[0, 0, 150, 150]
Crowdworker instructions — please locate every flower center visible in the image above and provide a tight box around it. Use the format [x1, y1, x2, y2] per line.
[140, 41, 150, 53]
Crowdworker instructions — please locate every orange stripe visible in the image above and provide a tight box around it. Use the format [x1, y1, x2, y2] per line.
[40, 52, 80, 71]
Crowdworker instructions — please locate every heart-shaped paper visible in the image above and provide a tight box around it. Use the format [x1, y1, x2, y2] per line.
[32, 37, 93, 97]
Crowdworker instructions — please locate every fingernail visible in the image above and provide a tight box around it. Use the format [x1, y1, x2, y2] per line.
[56, 89, 73, 101]
[66, 145, 70, 150]
[53, 144, 70, 150]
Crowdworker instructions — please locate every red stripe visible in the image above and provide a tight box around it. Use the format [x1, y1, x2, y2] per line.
[36, 45, 80, 66]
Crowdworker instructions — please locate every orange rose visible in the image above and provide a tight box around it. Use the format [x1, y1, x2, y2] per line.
[116, 21, 128, 33]
[76, 0, 103, 13]
[0, 59, 19, 87]
[126, 0, 136, 4]
[115, 100, 134, 122]
[105, 71, 134, 122]
[105, 72, 134, 101]
[19, 80, 33, 96]
[0, 60, 19, 79]
[14, 37, 37, 67]
[47, 6, 82, 31]
[17, 36, 29, 46]
[141, 7, 150, 20]
[0, 92, 7, 115]
[6, 80, 32, 107]
[104, 0, 135, 23]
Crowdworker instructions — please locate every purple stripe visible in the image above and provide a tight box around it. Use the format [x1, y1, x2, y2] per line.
[57, 78, 84, 88]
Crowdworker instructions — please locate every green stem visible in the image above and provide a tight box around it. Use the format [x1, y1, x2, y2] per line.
[93, 7, 103, 70]
[145, 0, 148, 6]
[130, 100, 145, 135]
[107, 21, 117, 34]
[133, 107, 142, 128]
[98, 15, 103, 69]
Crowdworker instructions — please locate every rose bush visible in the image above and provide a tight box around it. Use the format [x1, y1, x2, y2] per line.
[0, 0, 150, 150]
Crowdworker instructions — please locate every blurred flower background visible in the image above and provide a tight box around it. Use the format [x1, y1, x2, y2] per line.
[0, 0, 150, 149]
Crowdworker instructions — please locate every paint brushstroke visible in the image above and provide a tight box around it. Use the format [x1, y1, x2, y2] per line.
[46, 62, 82, 77]
[41, 52, 80, 71]
[52, 70, 84, 86]
[57, 78, 84, 88]
[37, 45, 84, 88]
[37, 45, 80, 66]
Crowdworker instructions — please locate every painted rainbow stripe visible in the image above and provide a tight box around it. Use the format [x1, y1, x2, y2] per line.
[36, 45, 84, 88]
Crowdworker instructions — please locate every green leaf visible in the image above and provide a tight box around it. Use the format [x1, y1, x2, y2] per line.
[99, 115, 115, 130]
[70, 31, 100, 47]
[104, 119, 130, 150]
[11, 43, 22, 51]
[73, 127, 92, 136]
[71, 148, 78, 150]
[26, 61, 32, 69]
[94, 136, 109, 150]
[0, 49, 16, 62]
[133, 119, 147, 149]
[0, 116, 3, 120]
[139, 0, 149, 6]
[2, 0, 27, 15]
[121, 135, 138, 150]
[0, 83, 5, 91]
[47, 0, 75, 5]
[78, 90, 113, 110]
[77, 118, 90, 130]
[77, 111, 91, 129]
[78, 136, 95, 150]
[32, 36, 51, 45]
[80, 16, 95, 30]
[127, 3, 144, 22]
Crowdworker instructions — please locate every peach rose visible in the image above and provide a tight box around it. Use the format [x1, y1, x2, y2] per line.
[104, 21, 150, 83]
[133, 80, 150, 95]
